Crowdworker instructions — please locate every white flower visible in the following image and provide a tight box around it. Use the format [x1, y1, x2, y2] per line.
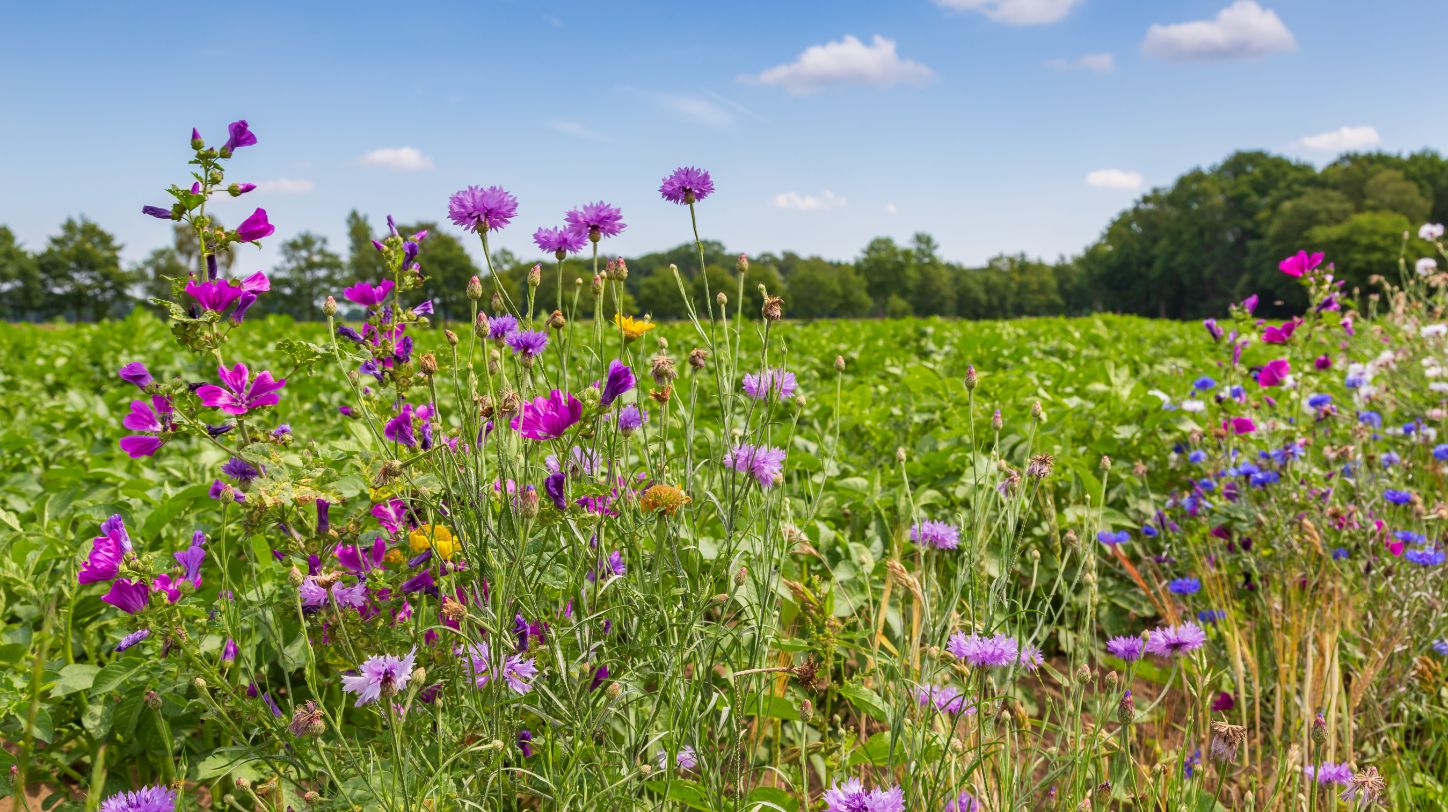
[1181, 399, 1206, 412]
[1419, 222, 1445, 241]
[1431, 382, 1448, 393]
[1418, 257, 1439, 276]
[1421, 324, 1447, 338]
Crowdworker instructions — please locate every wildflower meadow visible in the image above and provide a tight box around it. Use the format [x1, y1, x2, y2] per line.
[3, 119, 1448, 812]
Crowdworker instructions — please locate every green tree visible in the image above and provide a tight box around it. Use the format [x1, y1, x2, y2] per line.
[37, 218, 133, 321]
[857, 237, 913, 316]
[1306, 211, 1414, 289]
[0, 227, 45, 320]
[272, 232, 346, 320]
[134, 246, 189, 304]
[1362, 169, 1430, 222]
[395, 223, 481, 323]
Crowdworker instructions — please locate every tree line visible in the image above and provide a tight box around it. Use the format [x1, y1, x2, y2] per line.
[3, 149, 1445, 323]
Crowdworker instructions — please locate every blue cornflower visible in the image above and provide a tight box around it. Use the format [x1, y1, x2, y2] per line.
[1434, 444, 1448, 461]
[1249, 471, 1280, 488]
[1331, 548, 1349, 560]
[1382, 452, 1401, 467]
[1188, 450, 1207, 464]
[1307, 393, 1332, 409]
[1141, 523, 1159, 538]
[1358, 411, 1382, 428]
[1097, 530, 1130, 546]
[1405, 546, 1445, 566]
[1394, 530, 1427, 545]
[1384, 489, 1413, 505]
[1168, 577, 1202, 595]
[1434, 640, 1448, 656]
[1197, 609, 1226, 624]
[1193, 376, 1216, 391]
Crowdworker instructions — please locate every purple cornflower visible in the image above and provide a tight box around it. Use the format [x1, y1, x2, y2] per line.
[1304, 762, 1354, 785]
[533, 225, 587, 256]
[1167, 577, 1201, 595]
[742, 368, 798, 400]
[461, 641, 538, 695]
[235, 208, 274, 242]
[564, 201, 626, 241]
[197, 363, 285, 416]
[102, 579, 150, 614]
[332, 581, 368, 610]
[945, 790, 980, 812]
[1434, 640, 1448, 656]
[675, 744, 699, 771]
[660, 166, 715, 205]
[914, 684, 971, 714]
[487, 313, 520, 341]
[341, 649, 417, 706]
[600, 359, 635, 406]
[822, 779, 904, 812]
[448, 185, 518, 233]
[185, 278, 242, 313]
[1145, 622, 1207, 658]
[118, 362, 152, 389]
[79, 515, 131, 585]
[1105, 635, 1143, 662]
[299, 577, 328, 609]
[723, 443, 787, 487]
[344, 279, 394, 308]
[1097, 529, 1130, 546]
[511, 390, 582, 440]
[616, 404, 647, 435]
[222, 119, 256, 153]
[947, 632, 1018, 668]
[910, 519, 960, 550]
[98, 785, 177, 812]
[506, 329, 549, 357]
[222, 456, 261, 482]
[115, 628, 150, 652]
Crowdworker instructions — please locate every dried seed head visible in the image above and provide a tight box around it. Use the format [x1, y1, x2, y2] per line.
[762, 294, 784, 322]
[651, 353, 677, 386]
[1208, 720, 1247, 762]
[419, 353, 438, 376]
[548, 309, 567, 330]
[1132, 459, 1148, 477]
[375, 459, 404, 486]
[497, 390, 521, 418]
[289, 700, 326, 737]
[688, 347, 709, 370]
[1027, 454, 1055, 479]
[441, 597, 466, 622]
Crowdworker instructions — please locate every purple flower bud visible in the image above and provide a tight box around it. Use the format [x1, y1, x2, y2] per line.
[336, 325, 364, 343]
[317, 499, 331, 535]
[142, 205, 173, 220]
[206, 423, 235, 437]
[231, 291, 258, 324]
[116, 628, 151, 652]
[222, 638, 238, 662]
[236, 208, 275, 243]
[119, 362, 153, 389]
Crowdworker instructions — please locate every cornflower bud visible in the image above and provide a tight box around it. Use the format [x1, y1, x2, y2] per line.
[1075, 664, 1093, 685]
[466, 276, 483, 301]
[1031, 401, 1045, 422]
[734, 566, 748, 585]
[716, 291, 728, 307]
[548, 309, 567, 330]
[474, 313, 490, 339]
[592, 275, 605, 295]
[614, 258, 629, 280]
[1099, 455, 1112, 471]
[490, 292, 504, 313]
[737, 253, 750, 272]
[527, 264, 542, 288]
[965, 365, 977, 390]
[1311, 713, 1328, 745]
[992, 410, 1003, 431]
[835, 355, 846, 372]
[144, 690, 162, 710]
[520, 488, 540, 518]
[444, 329, 459, 347]
[1117, 690, 1134, 725]
[323, 296, 337, 317]
[488, 350, 501, 375]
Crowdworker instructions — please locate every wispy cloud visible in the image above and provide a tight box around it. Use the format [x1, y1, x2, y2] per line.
[1045, 53, 1115, 73]
[1086, 169, 1143, 190]
[935, 0, 1083, 25]
[542, 13, 563, 28]
[744, 35, 933, 95]
[1296, 125, 1381, 152]
[253, 178, 315, 194]
[1142, 1, 1296, 62]
[773, 190, 847, 211]
[550, 120, 606, 141]
[357, 147, 434, 172]
[652, 93, 735, 127]
[702, 89, 767, 122]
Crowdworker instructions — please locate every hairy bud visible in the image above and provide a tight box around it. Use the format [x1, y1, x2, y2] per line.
[965, 365, 977, 390]
[444, 329, 459, 347]
[323, 296, 337, 317]
[466, 276, 483, 301]
[527, 264, 542, 288]
[834, 355, 846, 372]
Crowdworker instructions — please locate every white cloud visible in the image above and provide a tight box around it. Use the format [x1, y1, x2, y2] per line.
[773, 190, 847, 211]
[653, 93, 734, 127]
[357, 147, 434, 172]
[550, 120, 604, 140]
[1045, 52, 1115, 72]
[253, 178, 315, 194]
[1296, 125, 1381, 152]
[934, 0, 1082, 25]
[543, 13, 563, 28]
[885, 202, 898, 215]
[745, 35, 934, 95]
[1086, 169, 1143, 190]
[1142, 2, 1296, 62]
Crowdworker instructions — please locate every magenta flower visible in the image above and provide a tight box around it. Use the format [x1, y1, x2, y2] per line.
[742, 368, 798, 401]
[102, 579, 151, 614]
[341, 649, 417, 706]
[511, 390, 582, 440]
[1278, 250, 1324, 277]
[564, 201, 626, 241]
[98, 785, 177, 812]
[1223, 416, 1256, 435]
[222, 119, 257, 153]
[79, 515, 131, 584]
[344, 279, 395, 307]
[533, 226, 587, 256]
[448, 185, 519, 233]
[186, 279, 242, 313]
[1257, 358, 1290, 387]
[660, 166, 715, 205]
[233, 208, 274, 243]
[1262, 320, 1298, 344]
[724, 443, 786, 487]
[119, 395, 174, 458]
[119, 362, 153, 389]
[196, 363, 286, 416]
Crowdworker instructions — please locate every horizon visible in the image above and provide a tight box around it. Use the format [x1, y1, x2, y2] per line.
[3, 1, 1445, 272]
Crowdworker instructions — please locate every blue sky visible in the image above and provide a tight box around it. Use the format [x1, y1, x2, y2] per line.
[2, 0, 1445, 272]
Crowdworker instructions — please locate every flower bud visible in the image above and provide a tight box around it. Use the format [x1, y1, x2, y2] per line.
[606, 682, 622, 698]
[490, 292, 504, 313]
[467, 276, 483, 301]
[474, 313, 490, 339]
[323, 296, 337, 317]
[591, 275, 605, 295]
[965, 365, 977, 390]
[1311, 713, 1327, 745]
[144, 690, 162, 710]
[190, 128, 204, 150]
[716, 291, 728, 307]
[1099, 455, 1112, 471]
[527, 264, 542, 288]
[992, 410, 1003, 431]
[1117, 690, 1134, 725]
[444, 329, 459, 347]
[548, 309, 567, 331]
[737, 254, 749, 272]
[1075, 663, 1093, 685]
[488, 350, 501, 376]
[734, 566, 748, 585]
[193, 677, 207, 690]
[1031, 401, 1045, 423]
[799, 699, 814, 722]
[896, 447, 907, 464]
[614, 258, 629, 280]
[834, 356, 846, 372]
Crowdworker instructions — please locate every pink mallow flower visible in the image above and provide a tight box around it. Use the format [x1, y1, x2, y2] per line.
[196, 363, 285, 416]
[1257, 359, 1291, 387]
[1278, 250, 1324, 277]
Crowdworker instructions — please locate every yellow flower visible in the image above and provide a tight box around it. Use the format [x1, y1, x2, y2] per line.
[408, 524, 459, 561]
[639, 483, 691, 516]
[614, 313, 656, 342]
